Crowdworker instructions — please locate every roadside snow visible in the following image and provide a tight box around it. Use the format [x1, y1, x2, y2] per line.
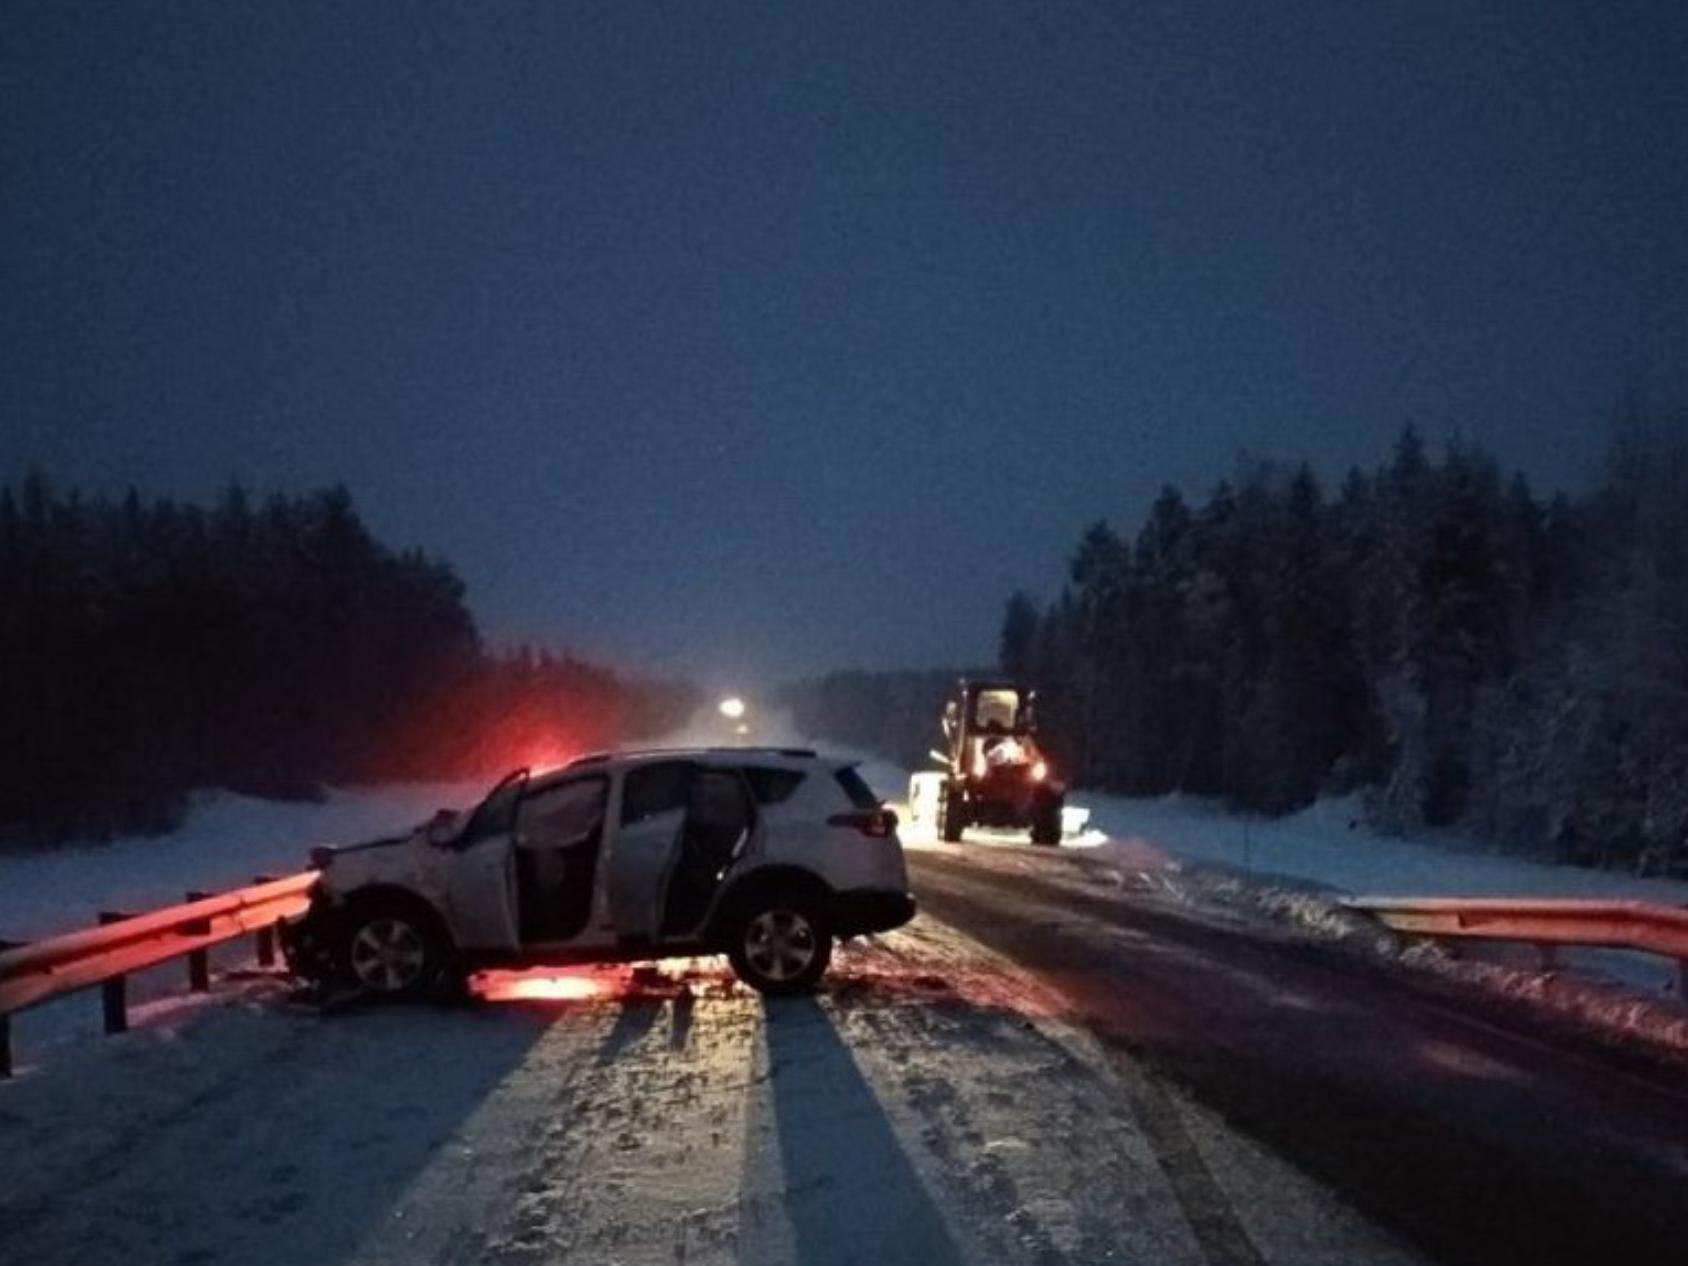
[0, 781, 483, 942]
[0, 781, 484, 1055]
[1083, 791, 1688, 905]
[1076, 792, 1688, 1003]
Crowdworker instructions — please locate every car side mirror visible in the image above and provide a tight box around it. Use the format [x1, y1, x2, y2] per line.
[425, 810, 458, 847]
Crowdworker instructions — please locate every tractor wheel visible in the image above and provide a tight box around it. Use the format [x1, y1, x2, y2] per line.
[1030, 795, 1063, 846]
[939, 785, 968, 842]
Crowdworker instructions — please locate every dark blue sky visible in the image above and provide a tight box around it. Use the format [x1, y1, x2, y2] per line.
[5, 2, 1687, 684]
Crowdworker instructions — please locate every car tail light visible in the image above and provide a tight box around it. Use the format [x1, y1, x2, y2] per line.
[828, 809, 900, 839]
[1031, 760, 1048, 782]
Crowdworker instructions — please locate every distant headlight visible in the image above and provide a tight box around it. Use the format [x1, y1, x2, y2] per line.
[1031, 761, 1048, 782]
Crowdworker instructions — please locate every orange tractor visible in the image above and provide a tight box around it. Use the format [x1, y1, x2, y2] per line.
[913, 679, 1066, 845]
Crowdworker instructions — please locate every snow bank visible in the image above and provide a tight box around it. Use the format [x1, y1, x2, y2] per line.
[1079, 791, 1688, 999]
[1155, 862, 1688, 1061]
[1085, 790, 1688, 905]
[0, 780, 484, 943]
[1028, 797, 1688, 1062]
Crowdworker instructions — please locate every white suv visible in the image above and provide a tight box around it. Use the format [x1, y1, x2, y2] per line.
[281, 748, 915, 998]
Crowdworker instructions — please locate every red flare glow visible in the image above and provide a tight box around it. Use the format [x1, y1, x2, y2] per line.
[481, 972, 609, 1002]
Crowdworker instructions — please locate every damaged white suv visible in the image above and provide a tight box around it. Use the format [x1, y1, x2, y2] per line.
[282, 748, 915, 998]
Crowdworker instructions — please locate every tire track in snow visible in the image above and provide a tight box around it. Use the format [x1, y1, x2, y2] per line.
[832, 925, 1223, 1266]
[1112, 1061, 1265, 1266]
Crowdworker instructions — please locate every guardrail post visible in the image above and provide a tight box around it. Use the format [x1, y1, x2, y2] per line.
[0, 937, 20, 1076]
[254, 875, 278, 968]
[186, 891, 211, 992]
[99, 911, 130, 1033]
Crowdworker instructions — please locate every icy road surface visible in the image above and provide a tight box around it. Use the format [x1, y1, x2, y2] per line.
[0, 920, 1421, 1266]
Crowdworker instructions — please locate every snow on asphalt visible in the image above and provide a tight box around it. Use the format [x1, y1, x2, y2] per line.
[0, 919, 1422, 1266]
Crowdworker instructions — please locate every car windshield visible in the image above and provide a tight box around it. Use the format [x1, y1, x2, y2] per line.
[459, 767, 530, 844]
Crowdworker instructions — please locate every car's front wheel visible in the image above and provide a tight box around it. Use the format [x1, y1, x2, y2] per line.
[334, 898, 456, 1002]
[727, 899, 832, 996]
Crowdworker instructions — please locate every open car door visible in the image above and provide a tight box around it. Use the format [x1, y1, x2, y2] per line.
[442, 769, 527, 951]
[607, 760, 694, 946]
[511, 774, 609, 946]
[659, 766, 754, 939]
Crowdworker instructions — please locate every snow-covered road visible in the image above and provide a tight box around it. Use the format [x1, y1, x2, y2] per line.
[0, 918, 1421, 1266]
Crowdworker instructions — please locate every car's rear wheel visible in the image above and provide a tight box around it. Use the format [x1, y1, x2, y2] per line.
[334, 898, 456, 1002]
[728, 899, 832, 996]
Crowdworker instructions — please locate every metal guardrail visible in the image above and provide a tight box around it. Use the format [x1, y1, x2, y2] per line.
[0, 871, 317, 1078]
[1342, 895, 1688, 994]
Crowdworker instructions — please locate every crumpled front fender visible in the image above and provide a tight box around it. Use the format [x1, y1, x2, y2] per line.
[278, 899, 338, 982]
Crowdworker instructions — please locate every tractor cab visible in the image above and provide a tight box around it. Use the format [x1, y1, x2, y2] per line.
[944, 683, 1043, 775]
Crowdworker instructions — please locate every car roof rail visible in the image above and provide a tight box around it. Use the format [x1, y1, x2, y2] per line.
[564, 745, 819, 768]
[724, 746, 818, 758]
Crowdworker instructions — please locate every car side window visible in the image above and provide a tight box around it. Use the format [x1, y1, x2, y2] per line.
[516, 777, 607, 850]
[621, 761, 693, 826]
[833, 766, 881, 809]
[743, 766, 804, 804]
[688, 768, 752, 837]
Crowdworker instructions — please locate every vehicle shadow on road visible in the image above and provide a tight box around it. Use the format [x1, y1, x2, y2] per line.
[266, 1002, 563, 1266]
[746, 995, 969, 1266]
[0, 995, 566, 1266]
[596, 995, 664, 1062]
